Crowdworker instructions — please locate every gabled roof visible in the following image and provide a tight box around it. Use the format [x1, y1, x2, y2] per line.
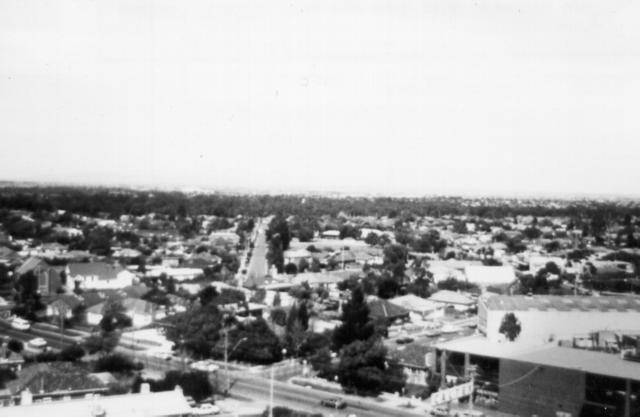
[429, 290, 475, 306]
[48, 294, 83, 310]
[367, 297, 410, 320]
[5, 362, 105, 395]
[389, 294, 441, 313]
[16, 257, 49, 276]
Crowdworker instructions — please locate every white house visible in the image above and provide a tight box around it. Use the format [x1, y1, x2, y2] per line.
[67, 262, 135, 290]
[464, 265, 517, 287]
[87, 298, 165, 328]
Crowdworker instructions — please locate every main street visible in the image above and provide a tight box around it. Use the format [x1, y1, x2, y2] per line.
[244, 217, 270, 286]
[230, 375, 430, 417]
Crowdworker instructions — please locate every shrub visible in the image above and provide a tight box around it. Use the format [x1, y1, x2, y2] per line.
[35, 351, 60, 362]
[94, 353, 139, 373]
[133, 371, 212, 402]
[59, 344, 85, 362]
[7, 339, 24, 354]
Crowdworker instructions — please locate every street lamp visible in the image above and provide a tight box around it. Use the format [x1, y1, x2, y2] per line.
[223, 331, 247, 395]
[269, 348, 287, 417]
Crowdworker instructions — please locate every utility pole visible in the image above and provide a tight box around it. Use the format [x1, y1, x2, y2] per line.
[467, 364, 478, 411]
[269, 365, 274, 417]
[224, 329, 229, 395]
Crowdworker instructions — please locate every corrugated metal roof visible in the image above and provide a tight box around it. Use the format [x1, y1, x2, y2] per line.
[483, 295, 640, 312]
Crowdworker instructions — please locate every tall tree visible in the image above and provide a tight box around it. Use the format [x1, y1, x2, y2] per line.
[333, 287, 375, 350]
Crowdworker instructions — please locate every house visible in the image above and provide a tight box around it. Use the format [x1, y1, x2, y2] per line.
[45, 294, 83, 319]
[0, 362, 107, 405]
[389, 294, 444, 319]
[367, 296, 411, 324]
[321, 230, 340, 240]
[87, 297, 165, 328]
[2, 387, 192, 417]
[0, 246, 20, 267]
[464, 265, 517, 287]
[67, 262, 135, 290]
[283, 248, 312, 266]
[428, 290, 475, 312]
[15, 257, 64, 296]
[428, 260, 482, 283]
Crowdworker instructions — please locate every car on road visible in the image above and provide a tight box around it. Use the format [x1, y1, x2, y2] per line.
[10, 317, 31, 331]
[320, 397, 347, 409]
[191, 403, 220, 415]
[429, 405, 450, 416]
[190, 360, 220, 373]
[27, 337, 47, 349]
[396, 336, 414, 344]
[453, 410, 485, 417]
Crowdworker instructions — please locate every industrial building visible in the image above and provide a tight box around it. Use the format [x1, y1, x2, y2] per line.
[434, 335, 640, 417]
[479, 295, 640, 344]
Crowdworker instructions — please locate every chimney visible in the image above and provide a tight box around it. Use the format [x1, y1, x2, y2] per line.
[21, 389, 33, 406]
[140, 383, 151, 394]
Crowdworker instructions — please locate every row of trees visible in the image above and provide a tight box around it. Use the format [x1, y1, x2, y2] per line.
[2, 187, 639, 228]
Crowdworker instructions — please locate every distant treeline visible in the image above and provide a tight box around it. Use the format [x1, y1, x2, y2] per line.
[0, 186, 639, 220]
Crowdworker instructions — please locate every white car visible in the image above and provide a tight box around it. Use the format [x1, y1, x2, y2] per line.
[191, 403, 220, 415]
[27, 337, 47, 349]
[10, 317, 31, 331]
[190, 360, 219, 373]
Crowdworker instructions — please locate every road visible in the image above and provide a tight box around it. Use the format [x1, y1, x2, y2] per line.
[231, 375, 430, 417]
[245, 218, 270, 286]
[0, 318, 83, 350]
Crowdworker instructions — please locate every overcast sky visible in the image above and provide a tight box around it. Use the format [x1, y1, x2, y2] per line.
[1, 0, 639, 197]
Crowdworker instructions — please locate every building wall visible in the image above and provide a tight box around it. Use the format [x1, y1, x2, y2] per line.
[484, 309, 640, 344]
[499, 359, 585, 417]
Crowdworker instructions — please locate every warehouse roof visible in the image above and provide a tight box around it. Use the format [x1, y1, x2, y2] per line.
[512, 346, 640, 381]
[482, 295, 640, 312]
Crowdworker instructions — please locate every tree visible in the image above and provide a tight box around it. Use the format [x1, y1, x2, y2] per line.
[499, 312, 521, 341]
[270, 308, 287, 326]
[198, 286, 218, 306]
[364, 232, 380, 246]
[99, 301, 133, 333]
[266, 216, 291, 251]
[7, 339, 23, 354]
[133, 371, 213, 402]
[227, 318, 283, 364]
[383, 244, 408, 280]
[337, 339, 405, 396]
[298, 227, 314, 242]
[284, 263, 298, 275]
[164, 302, 224, 358]
[333, 287, 375, 350]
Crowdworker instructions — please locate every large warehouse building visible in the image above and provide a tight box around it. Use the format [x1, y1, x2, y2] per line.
[435, 335, 640, 417]
[478, 295, 640, 344]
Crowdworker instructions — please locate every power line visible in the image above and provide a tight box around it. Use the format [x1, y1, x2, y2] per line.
[498, 366, 541, 388]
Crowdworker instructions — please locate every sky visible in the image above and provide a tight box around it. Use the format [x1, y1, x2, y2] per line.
[1, 0, 639, 198]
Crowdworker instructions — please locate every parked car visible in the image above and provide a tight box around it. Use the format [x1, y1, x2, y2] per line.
[454, 410, 485, 417]
[27, 337, 47, 349]
[396, 336, 414, 344]
[191, 403, 220, 415]
[190, 360, 219, 373]
[320, 397, 347, 409]
[10, 317, 31, 331]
